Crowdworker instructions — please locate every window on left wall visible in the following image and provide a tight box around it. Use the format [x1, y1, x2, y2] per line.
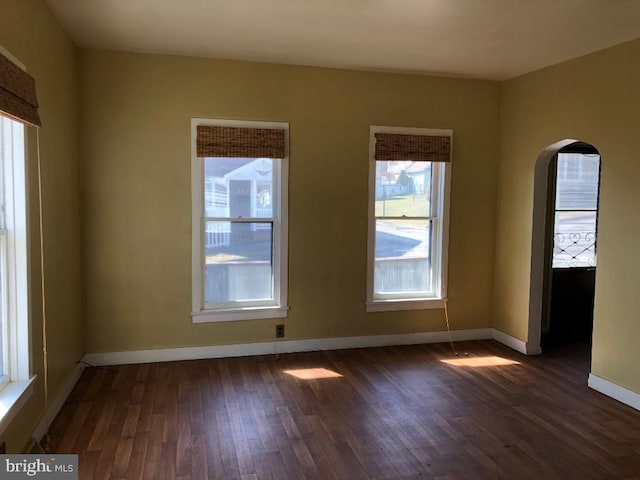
[0, 46, 36, 434]
[0, 115, 33, 430]
[191, 119, 289, 323]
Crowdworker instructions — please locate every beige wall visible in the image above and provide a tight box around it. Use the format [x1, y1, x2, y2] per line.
[0, 0, 82, 451]
[495, 38, 640, 393]
[79, 50, 501, 353]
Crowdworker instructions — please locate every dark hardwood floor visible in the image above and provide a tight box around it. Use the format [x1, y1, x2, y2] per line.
[45, 340, 640, 479]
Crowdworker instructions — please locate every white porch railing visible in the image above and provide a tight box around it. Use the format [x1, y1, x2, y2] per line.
[252, 208, 272, 231]
[205, 223, 230, 248]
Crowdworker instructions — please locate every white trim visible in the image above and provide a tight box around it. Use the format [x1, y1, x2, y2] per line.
[491, 328, 542, 355]
[190, 119, 204, 316]
[366, 125, 452, 310]
[366, 298, 445, 312]
[191, 118, 289, 322]
[192, 306, 288, 323]
[0, 376, 35, 437]
[439, 158, 452, 300]
[33, 364, 85, 441]
[492, 329, 527, 354]
[588, 373, 640, 412]
[82, 328, 494, 366]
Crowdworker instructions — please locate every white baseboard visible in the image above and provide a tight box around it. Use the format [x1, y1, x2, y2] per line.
[490, 329, 542, 355]
[492, 329, 527, 354]
[588, 373, 640, 412]
[82, 328, 495, 366]
[33, 363, 85, 441]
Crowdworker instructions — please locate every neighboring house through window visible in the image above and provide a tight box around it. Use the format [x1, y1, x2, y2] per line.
[367, 126, 452, 312]
[191, 119, 289, 322]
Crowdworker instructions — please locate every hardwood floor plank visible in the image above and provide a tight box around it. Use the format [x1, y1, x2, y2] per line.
[110, 436, 134, 478]
[158, 440, 177, 480]
[86, 402, 116, 452]
[190, 434, 208, 480]
[141, 414, 164, 479]
[175, 408, 193, 477]
[54, 401, 91, 453]
[78, 450, 101, 480]
[93, 419, 126, 479]
[124, 431, 148, 480]
[121, 404, 140, 439]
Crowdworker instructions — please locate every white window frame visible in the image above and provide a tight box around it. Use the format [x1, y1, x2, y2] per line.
[0, 45, 35, 436]
[191, 118, 289, 323]
[366, 126, 452, 312]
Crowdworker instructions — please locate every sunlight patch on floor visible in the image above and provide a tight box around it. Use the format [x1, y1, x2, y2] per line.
[283, 368, 343, 379]
[440, 355, 521, 368]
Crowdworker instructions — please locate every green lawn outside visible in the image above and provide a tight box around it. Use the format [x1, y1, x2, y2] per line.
[375, 193, 431, 217]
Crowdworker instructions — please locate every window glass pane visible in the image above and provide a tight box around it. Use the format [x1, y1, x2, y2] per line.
[374, 219, 432, 294]
[0, 120, 4, 230]
[204, 157, 273, 218]
[553, 211, 597, 268]
[0, 117, 4, 376]
[375, 161, 431, 217]
[205, 221, 273, 303]
[556, 153, 600, 210]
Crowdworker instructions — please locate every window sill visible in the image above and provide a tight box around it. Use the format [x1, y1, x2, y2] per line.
[192, 306, 289, 323]
[0, 376, 36, 437]
[552, 266, 596, 271]
[366, 298, 446, 312]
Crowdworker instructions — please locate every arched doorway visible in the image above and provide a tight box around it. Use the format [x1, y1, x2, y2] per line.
[528, 140, 601, 353]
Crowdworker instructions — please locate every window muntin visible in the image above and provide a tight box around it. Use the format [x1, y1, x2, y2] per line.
[367, 127, 451, 310]
[552, 152, 600, 268]
[192, 120, 288, 322]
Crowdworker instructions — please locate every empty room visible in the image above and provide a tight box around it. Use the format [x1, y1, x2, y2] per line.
[1, 0, 639, 478]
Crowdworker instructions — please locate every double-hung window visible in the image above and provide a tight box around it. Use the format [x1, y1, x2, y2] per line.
[367, 126, 452, 312]
[191, 119, 289, 322]
[0, 46, 37, 433]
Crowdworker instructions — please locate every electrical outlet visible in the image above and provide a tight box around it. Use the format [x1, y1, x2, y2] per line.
[275, 323, 285, 338]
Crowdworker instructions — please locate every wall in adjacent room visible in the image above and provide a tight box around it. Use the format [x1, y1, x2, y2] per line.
[79, 50, 501, 354]
[495, 38, 640, 393]
[0, 0, 82, 451]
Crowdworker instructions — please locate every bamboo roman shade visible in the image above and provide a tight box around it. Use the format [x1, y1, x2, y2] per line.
[374, 133, 451, 162]
[0, 51, 41, 127]
[197, 125, 286, 158]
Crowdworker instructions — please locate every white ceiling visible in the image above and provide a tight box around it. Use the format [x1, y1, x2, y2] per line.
[46, 0, 640, 80]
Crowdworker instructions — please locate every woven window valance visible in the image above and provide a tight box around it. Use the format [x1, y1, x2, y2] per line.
[374, 133, 450, 162]
[197, 125, 286, 158]
[0, 52, 41, 127]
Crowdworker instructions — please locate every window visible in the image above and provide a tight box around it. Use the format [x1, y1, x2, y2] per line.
[191, 119, 289, 322]
[0, 45, 37, 434]
[0, 115, 32, 431]
[1, 113, 29, 385]
[367, 126, 452, 312]
[552, 151, 600, 268]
